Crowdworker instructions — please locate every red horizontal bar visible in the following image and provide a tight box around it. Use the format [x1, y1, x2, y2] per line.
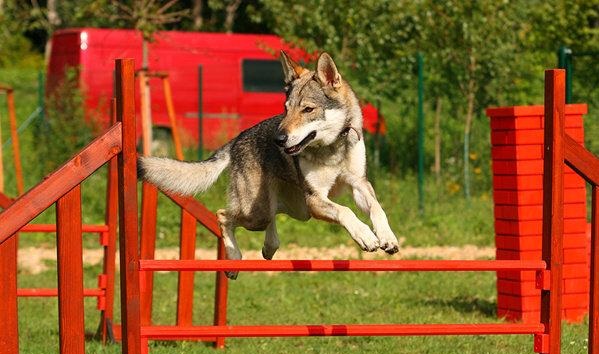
[20, 224, 109, 233]
[17, 288, 104, 297]
[138, 259, 547, 272]
[141, 323, 545, 339]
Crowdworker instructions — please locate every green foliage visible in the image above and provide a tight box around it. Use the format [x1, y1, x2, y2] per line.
[35, 68, 97, 174]
[0, 2, 43, 68]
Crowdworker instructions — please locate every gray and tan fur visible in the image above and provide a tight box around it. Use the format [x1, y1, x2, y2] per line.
[139, 51, 399, 279]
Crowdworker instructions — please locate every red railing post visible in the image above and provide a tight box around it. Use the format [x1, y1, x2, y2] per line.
[116, 58, 141, 354]
[0, 233, 18, 353]
[213, 237, 229, 348]
[56, 185, 85, 354]
[540, 69, 565, 354]
[99, 99, 119, 343]
[177, 209, 197, 326]
[139, 182, 158, 327]
[6, 89, 24, 195]
[591, 186, 599, 354]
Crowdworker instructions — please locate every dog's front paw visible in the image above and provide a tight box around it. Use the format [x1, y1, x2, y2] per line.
[376, 229, 400, 255]
[350, 222, 380, 252]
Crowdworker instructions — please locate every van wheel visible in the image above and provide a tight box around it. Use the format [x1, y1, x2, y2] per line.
[151, 128, 174, 157]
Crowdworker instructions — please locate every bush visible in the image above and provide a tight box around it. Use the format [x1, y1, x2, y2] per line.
[35, 67, 97, 174]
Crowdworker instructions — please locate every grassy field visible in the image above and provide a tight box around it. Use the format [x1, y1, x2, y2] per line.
[0, 67, 592, 353]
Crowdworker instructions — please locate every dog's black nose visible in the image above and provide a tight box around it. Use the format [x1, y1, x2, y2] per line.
[274, 132, 288, 147]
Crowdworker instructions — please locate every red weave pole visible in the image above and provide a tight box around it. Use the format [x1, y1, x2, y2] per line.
[0, 233, 18, 353]
[540, 69, 565, 354]
[176, 209, 197, 326]
[116, 58, 141, 354]
[141, 323, 545, 339]
[139, 259, 546, 272]
[56, 185, 85, 354]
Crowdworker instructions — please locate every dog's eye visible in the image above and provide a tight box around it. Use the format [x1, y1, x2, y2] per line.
[302, 107, 314, 113]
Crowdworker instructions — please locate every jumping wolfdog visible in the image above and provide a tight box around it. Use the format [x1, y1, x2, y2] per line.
[139, 51, 399, 279]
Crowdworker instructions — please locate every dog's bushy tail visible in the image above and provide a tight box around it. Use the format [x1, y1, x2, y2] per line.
[138, 143, 231, 196]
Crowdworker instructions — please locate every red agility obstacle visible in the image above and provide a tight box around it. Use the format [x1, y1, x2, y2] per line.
[0, 60, 597, 354]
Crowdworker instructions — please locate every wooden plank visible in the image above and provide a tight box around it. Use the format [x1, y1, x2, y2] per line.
[590, 185, 599, 354]
[138, 71, 152, 156]
[564, 134, 599, 186]
[162, 76, 184, 160]
[0, 96, 4, 193]
[7, 90, 24, 195]
[56, 185, 85, 354]
[116, 58, 141, 354]
[141, 323, 545, 338]
[0, 122, 122, 244]
[100, 99, 119, 342]
[541, 69, 565, 354]
[214, 237, 228, 348]
[177, 210, 197, 326]
[0, 233, 18, 353]
[140, 259, 547, 272]
[139, 182, 158, 326]
[163, 191, 221, 237]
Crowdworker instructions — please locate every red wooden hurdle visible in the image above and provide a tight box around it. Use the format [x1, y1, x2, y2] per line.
[0, 60, 597, 354]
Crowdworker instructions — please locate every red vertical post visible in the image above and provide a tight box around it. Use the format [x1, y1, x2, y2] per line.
[590, 185, 599, 354]
[177, 210, 197, 326]
[540, 69, 565, 354]
[139, 182, 158, 326]
[100, 98, 119, 342]
[7, 89, 24, 195]
[213, 237, 228, 348]
[56, 185, 85, 354]
[116, 58, 141, 354]
[0, 233, 18, 353]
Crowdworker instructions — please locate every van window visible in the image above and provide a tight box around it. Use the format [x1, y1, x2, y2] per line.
[242, 59, 284, 93]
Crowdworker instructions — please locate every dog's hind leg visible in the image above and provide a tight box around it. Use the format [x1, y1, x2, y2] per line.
[262, 221, 280, 260]
[217, 209, 242, 280]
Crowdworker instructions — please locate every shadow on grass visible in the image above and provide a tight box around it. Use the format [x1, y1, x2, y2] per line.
[421, 296, 496, 317]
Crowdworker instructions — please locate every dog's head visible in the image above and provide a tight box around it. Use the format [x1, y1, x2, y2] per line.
[275, 51, 360, 155]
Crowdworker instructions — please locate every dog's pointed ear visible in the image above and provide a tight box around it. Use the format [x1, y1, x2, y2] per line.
[280, 50, 306, 84]
[316, 52, 342, 89]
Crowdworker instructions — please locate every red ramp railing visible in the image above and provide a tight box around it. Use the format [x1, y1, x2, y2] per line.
[0, 59, 135, 354]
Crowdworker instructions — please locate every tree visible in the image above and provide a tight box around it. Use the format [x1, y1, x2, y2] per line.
[421, 0, 530, 199]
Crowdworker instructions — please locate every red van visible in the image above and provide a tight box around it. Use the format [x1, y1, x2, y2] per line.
[48, 28, 383, 149]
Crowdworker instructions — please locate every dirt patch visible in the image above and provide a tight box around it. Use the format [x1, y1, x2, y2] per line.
[18, 243, 494, 274]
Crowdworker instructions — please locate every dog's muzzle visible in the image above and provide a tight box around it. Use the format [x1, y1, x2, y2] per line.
[283, 131, 317, 155]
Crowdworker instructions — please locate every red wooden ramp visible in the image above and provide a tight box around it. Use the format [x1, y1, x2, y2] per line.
[0, 58, 136, 354]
